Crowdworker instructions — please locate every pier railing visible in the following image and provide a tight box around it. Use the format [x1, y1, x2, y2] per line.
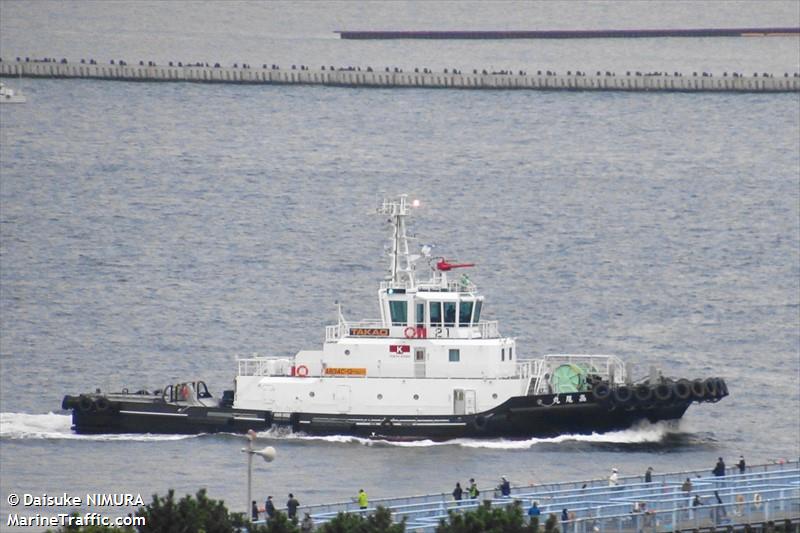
[286, 461, 798, 532]
[2, 59, 798, 93]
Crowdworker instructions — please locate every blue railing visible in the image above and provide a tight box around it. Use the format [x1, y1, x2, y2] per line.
[253, 461, 799, 532]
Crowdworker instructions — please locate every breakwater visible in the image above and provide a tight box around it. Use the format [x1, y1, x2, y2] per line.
[2, 59, 798, 93]
[336, 27, 800, 40]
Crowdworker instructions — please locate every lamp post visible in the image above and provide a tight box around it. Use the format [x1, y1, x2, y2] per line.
[242, 429, 276, 519]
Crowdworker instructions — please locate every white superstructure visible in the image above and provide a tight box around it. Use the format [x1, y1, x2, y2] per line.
[234, 195, 625, 417]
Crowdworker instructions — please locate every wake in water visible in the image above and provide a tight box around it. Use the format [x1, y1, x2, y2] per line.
[254, 420, 692, 450]
[1, 413, 700, 450]
[0, 412, 197, 441]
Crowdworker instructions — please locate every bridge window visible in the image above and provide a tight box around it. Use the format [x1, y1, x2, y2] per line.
[501, 348, 505, 361]
[459, 301, 474, 326]
[509, 347, 513, 360]
[444, 302, 456, 327]
[416, 303, 425, 327]
[449, 349, 460, 362]
[389, 301, 407, 326]
[430, 302, 442, 326]
[473, 301, 482, 323]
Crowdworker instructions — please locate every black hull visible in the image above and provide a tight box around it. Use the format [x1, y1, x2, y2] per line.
[61, 389, 713, 440]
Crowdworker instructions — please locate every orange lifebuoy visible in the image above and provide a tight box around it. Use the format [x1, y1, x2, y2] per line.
[296, 365, 309, 377]
[403, 327, 416, 339]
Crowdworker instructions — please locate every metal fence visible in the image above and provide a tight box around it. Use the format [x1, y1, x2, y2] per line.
[281, 461, 799, 532]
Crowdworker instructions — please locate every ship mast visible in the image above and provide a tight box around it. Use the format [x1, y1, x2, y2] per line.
[378, 195, 416, 288]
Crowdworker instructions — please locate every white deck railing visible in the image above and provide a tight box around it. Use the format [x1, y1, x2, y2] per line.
[529, 354, 626, 395]
[238, 357, 294, 377]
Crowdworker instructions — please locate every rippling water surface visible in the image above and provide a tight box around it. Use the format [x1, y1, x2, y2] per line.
[1, 1, 799, 526]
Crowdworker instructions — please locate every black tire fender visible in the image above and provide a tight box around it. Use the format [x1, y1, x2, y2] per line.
[613, 385, 633, 406]
[473, 415, 488, 431]
[634, 384, 654, 403]
[95, 397, 110, 413]
[674, 379, 692, 401]
[78, 396, 94, 412]
[703, 378, 719, 400]
[654, 383, 673, 402]
[690, 379, 706, 401]
[592, 382, 611, 402]
[718, 378, 729, 398]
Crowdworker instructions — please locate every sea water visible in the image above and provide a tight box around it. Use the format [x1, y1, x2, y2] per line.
[1, 1, 799, 526]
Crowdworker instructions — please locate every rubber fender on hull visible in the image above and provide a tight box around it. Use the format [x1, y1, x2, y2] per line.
[592, 382, 611, 402]
[690, 379, 706, 401]
[78, 396, 94, 413]
[673, 379, 692, 400]
[703, 378, 719, 400]
[654, 382, 673, 402]
[95, 397, 111, 413]
[612, 385, 634, 407]
[634, 384, 654, 404]
[717, 378, 729, 398]
[473, 415, 488, 431]
[61, 395, 76, 410]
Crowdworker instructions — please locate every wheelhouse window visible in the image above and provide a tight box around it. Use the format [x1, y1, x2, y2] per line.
[389, 301, 407, 326]
[459, 301, 474, 327]
[416, 303, 425, 327]
[509, 347, 513, 360]
[501, 348, 505, 361]
[429, 301, 442, 326]
[444, 302, 456, 327]
[473, 300, 483, 323]
[449, 349, 460, 362]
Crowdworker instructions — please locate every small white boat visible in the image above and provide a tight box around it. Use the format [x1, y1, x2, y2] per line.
[0, 82, 26, 103]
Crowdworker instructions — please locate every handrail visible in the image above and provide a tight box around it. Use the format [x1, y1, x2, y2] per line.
[296, 461, 800, 533]
[529, 354, 626, 395]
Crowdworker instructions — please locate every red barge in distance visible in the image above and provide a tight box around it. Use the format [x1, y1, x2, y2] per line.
[335, 27, 800, 40]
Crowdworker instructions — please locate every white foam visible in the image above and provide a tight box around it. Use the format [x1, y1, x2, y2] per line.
[0, 413, 680, 446]
[0, 412, 197, 441]
[255, 420, 681, 449]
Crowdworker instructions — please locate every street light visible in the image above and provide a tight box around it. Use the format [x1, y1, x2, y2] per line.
[242, 429, 276, 518]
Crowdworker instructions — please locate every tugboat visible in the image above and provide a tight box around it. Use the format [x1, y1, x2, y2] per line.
[62, 195, 728, 439]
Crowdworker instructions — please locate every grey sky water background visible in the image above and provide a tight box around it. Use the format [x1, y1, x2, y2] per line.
[1, 0, 799, 527]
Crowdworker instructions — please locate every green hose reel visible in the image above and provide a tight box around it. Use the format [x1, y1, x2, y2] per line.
[551, 364, 592, 393]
